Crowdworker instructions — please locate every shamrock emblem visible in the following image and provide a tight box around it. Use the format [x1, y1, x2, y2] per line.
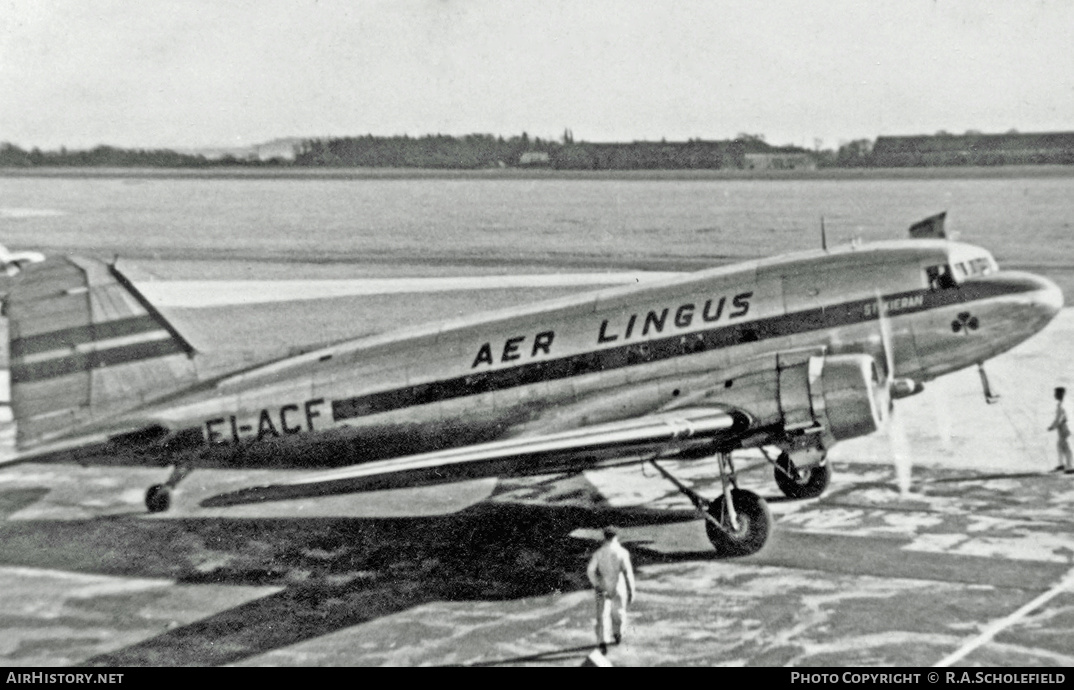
[951, 311, 979, 334]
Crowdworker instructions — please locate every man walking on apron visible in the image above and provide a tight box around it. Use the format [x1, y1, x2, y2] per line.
[587, 526, 636, 654]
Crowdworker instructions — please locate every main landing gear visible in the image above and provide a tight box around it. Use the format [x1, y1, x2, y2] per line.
[770, 450, 830, 500]
[650, 452, 771, 557]
[145, 460, 192, 513]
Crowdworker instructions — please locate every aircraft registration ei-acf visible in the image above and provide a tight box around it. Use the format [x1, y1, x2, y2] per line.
[0, 213, 1063, 557]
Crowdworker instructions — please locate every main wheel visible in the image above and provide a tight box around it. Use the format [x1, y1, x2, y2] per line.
[774, 452, 830, 499]
[704, 489, 771, 557]
[145, 484, 171, 513]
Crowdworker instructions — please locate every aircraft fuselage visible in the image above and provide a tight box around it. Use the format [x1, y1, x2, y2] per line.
[123, 238, 1061, 473]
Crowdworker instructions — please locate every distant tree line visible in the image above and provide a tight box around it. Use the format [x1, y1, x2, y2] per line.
[0, 143, 289, 168]
[294, 133, 558, 168]
[0, 133, 805, 171]
[5, 130, 1074, 170]
[552, 140, 745, 170]
[282, 132, 807, 170]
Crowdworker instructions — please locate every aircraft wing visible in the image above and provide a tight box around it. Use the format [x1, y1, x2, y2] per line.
[202, 406, 749, 506]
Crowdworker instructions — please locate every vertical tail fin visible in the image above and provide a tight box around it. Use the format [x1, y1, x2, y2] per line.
[4, 255, 197, 447]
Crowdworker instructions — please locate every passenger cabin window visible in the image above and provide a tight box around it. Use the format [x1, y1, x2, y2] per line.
[925, 264, 957, 290]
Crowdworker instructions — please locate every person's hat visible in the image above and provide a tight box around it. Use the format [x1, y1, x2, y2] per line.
[1057, 387, 1067, 397]
[602, 525, 619, 539]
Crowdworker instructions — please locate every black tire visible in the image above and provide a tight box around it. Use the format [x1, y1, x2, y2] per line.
[705, 489, 771, 557]
[774, 452, 831, 499]
[145, 484, 171, 513]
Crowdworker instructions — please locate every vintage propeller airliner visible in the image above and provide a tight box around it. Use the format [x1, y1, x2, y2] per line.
[0, 214, 1062, 556]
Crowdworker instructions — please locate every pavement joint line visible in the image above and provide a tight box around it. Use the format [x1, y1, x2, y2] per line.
[932, 564, 1074, 667]
[812, 501, 1074, 525]
[748, 558, 1070, 591]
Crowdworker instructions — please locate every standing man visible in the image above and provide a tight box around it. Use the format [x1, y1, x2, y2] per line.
[586, 526, 636, 654]
[1048, 387, 1073, 473]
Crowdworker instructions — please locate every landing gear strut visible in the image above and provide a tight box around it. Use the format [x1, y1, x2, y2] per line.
[650, 452, 771, 557]
[771, 451, 830, 500]
[145, 460, 192, 513]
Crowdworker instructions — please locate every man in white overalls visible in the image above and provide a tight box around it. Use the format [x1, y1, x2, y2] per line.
[586, 526, 636, 653]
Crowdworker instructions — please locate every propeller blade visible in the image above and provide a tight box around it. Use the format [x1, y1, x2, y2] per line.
[875, 290, 895, 384]
[875, 291, 914, 495]
[887, 405, 913, 496]
[929, 375, 955, 455]
[977, 362, 1001, 404]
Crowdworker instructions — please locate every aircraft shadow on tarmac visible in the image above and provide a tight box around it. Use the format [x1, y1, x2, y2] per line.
[0, 479, 718, 667]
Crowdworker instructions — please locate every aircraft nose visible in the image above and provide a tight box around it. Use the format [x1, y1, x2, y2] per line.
[1030, 273, 1064, 321]
[983, 271, 1064, 342]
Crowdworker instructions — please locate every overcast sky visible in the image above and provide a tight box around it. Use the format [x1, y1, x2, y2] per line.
[2, 0, 1073, 150]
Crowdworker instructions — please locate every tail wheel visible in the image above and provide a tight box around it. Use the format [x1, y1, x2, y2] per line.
[774, 452, 830, 499]
[705, 489, 771, 557]
[145, 484, 171, 513]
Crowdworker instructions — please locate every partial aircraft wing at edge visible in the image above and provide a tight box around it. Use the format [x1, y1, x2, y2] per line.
[203, 406, 749, 506]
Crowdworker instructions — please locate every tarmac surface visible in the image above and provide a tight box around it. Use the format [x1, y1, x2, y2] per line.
[0, 281, 1071, 667]
[2, 459, 1073, 668]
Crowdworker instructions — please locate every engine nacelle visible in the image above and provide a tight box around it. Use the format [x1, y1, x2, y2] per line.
[814, 354, 886, 440]
[778, 352, 886, 443]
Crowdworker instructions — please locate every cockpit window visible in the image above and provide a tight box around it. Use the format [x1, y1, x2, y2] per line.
[952, 256, 997, 281]
[967, 256, 996, 276]
[945, 248, 999, 284]
[925, 264, 957, 290]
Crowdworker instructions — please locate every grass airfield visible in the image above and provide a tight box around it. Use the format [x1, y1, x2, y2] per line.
[0, 262, 1071, 667]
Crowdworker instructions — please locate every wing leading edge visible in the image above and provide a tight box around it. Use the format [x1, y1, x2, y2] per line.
[202, 406, 750, 506]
